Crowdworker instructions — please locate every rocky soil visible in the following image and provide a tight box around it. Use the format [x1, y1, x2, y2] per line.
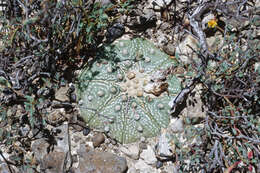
[0, 0, 259, 173]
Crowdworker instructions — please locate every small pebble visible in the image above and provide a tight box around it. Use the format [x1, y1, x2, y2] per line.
[92, 133, 105, 147]
[104, 126, 110, 132]
[42, 88, 50, 97]
[83, 127, 91, 136]
[53, 128, 62, 134]
[36, 88, 43, 96]
[156, 160, 163, 168]
[136, 90, 143, 97]
[19, 125, 30, 136]
[72, 124, 84, 131]
[73, 135, 81, 143]
[79, 100, 83, 105]
[70, 94, 77, 102]
[72, 154, 78, 163]
[110, 138, 117, 145]
[68, 83, 75, 93]
[60, 80, 66, 87]
[140, 136, 146, 142]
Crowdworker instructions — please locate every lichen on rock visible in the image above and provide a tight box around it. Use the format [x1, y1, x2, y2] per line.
[77, 38, 181, 143]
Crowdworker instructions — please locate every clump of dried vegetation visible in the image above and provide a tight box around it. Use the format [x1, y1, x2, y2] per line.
[170, 1, 260, 172]
[0, 0, 133, 171]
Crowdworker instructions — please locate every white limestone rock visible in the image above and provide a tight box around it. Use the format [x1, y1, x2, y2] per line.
[169, 118, 184, 133]
[155, 129, 174, 160]
[140, 145, 157, 165]
[135, 159, 159, 173]
[120, 144, 140, 160]
[175, 35, 199, 64]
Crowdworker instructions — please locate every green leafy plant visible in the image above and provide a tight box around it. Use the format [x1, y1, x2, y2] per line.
[24, 95, 37, 128]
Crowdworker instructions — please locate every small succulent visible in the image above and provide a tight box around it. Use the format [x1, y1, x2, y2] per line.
[77, 38, 181, 143]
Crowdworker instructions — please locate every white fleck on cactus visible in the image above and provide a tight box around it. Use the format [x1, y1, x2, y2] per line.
[77, 38, 181, 143]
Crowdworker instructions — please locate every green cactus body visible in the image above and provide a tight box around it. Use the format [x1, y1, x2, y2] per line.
[77, 38, 181, 143]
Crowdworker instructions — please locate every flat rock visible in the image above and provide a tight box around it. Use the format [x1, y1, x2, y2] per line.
[151, 0, 172, 9]
[54, 123, 70, 153]
[106, 23, 125, 43]
[206, 32, 224, 52]
[140, 145, 157, 165]
[32, 124, 71, 172]
[92, 133, 105, 148]
[163, 43, 175, 56]
[169, 118, 184, 133]
[0, 163, 18, 173]
[165, 163, 179, 173]
[127, 8, 156, 31]
[135, 160, 159, 173]
[41, 151, 66, 173]
[76, 150, 127, 173]
[55, 86, 69, 102]
[155, 129, 174, 161]
[127, 167, 137, 173]
[31, 139, 49, 163]
[95, 0, 112, 6]
[175, 35, 199, 64]
[120, 144, 140, 160]
[47, 108, 66, 124]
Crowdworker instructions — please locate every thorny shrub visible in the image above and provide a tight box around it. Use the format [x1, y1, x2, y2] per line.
[0, 0, 133, 171]
[172, 2, 260, 172]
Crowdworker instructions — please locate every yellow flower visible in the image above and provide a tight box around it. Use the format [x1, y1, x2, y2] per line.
[208, 19, 218, 28]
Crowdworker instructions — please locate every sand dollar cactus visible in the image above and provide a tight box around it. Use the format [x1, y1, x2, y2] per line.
[77, 38, 181, 143]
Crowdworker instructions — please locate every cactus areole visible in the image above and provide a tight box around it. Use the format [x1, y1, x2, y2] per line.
[77, 38, 181, 143]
